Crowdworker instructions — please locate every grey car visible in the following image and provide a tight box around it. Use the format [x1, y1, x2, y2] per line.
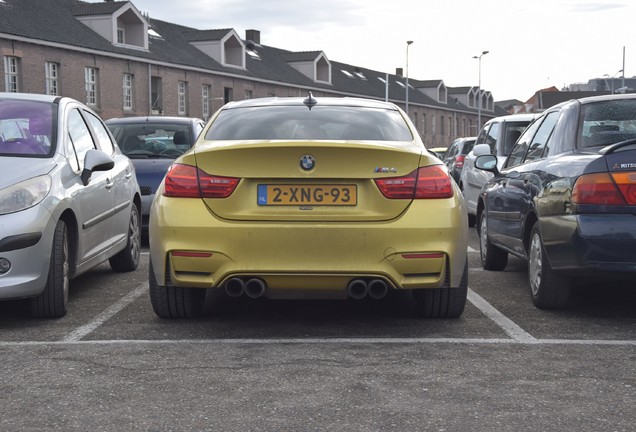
[0, 93, 141, 318]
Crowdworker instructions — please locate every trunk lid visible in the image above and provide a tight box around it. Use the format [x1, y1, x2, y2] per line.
[192, 140, 429, 221]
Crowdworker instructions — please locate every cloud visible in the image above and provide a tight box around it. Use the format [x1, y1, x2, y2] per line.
[568, 2, 627, 12]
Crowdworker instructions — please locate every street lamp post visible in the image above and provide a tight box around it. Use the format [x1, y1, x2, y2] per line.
[472, 50, 489, 130]
[405, 40, 413, 116]
[603, 69, 624, 93]
[613, 69, 624, 93]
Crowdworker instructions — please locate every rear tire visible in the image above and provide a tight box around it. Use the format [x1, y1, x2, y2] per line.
[31, 220, 69, 318]
[109, 204, 141, 272]
[479, 211, 508, 271]
[149, 259, 205, 318]
[528, 223, 570, 309]
[413, 258, 468, 318]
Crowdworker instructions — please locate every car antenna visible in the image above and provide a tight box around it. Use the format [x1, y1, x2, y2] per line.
[303, 92, 317, 110]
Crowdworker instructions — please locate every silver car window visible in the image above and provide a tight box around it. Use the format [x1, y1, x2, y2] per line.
[68, 108, 96, 171]
[83, 110, 114, 154]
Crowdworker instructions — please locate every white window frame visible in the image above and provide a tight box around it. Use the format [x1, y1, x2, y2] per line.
[4, 56, 20, 93]
[123, 73, 133, 110]
[202, 84, 210, 119]
[178, 81, 187, 115]
[85, 67, 98, 106]
[117, 28, 125, 44]
[45, 62, 59, 96]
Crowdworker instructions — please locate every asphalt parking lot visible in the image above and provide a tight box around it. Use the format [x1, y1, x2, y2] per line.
[1, 229, 634, 431]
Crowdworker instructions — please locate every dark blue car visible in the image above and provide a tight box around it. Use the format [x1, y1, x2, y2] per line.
[106, 116, 205, 236]
[475, 94, 636, 309]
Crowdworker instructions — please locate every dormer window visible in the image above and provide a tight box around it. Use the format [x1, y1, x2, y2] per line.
[73, 2, 149, 51]
[185, 29, 246, 69]
[283, 51, 331, 84]
[438, 83, 447, 104]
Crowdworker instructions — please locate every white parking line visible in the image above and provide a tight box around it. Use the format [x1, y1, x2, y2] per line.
[467, 288, 538, 343]
[60, 282, 148, 342]
[3, 338, 635, 347]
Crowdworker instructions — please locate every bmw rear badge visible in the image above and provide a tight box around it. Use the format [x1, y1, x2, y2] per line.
[300, 154, 315, 170]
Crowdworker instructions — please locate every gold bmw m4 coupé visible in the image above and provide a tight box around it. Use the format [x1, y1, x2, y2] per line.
[148, 95, 468, 318]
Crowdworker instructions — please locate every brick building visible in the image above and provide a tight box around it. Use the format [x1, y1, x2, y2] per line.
[0, 0, 500, 148]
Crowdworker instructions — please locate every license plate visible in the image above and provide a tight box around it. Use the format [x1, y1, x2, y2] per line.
[257, 184, 357, 206]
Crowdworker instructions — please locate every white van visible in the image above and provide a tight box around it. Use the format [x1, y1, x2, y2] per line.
[459, 113, 539, 226]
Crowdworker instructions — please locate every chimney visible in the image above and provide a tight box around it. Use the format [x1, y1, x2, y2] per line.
[245, 29, 260, 45]
[396, 68, 403, 77]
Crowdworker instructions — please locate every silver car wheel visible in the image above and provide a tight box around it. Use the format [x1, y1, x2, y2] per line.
[528, 232, 542, 296]
[129, 207, 141, 262]
[62, 230, 70, 306]
[480, 215, 488, 263]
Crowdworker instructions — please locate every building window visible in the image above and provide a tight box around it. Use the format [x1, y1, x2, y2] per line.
[117, 28, 125, 44]
[448, 117, 452, 136]
[123, 73, 133, 110]
[4, 56, 20, 93]
[202, 84, 210, 120]
[45, 62, 59, 96]
[84, 67, 98, 106]
[224, 87, 233, 104]
[178, 81, 188, 115]
[440, 116, 445, 136]
[151, 76, 163, 114]
[244, 89, 253, 99]
[422, 113, 427, 136]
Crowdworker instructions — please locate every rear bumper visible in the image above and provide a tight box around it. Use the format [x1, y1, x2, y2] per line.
[149, 196, 468, 295]
[543, 214, 636, 275]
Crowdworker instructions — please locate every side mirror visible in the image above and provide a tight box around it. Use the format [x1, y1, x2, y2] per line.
[475, 154, 499, 175]
[472, 143, 491, 157]
[81, 149, 115, 185]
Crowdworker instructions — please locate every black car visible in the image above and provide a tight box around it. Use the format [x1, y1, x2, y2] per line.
[106, 116, 205, 235]
[475, 94, 636, 309]
[442, 136, 476, 183]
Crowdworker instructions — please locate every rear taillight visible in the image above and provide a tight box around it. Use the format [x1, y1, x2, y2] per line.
[163, 163, 239, 198]
[571, 173, 627, 206]
[610, 172, 636, 205]
[454, 155, 465, 169]
[375, 166, 453, 199]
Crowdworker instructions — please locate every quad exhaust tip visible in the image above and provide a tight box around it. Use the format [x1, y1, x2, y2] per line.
[224, 277, 267, 298]
[347, 278, 389, 300]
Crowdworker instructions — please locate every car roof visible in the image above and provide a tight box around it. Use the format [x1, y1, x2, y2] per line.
[484, 113, 540, 124]
[577, 93, 636, 105]
[222, 96, 401, 111]
[0, 92, 60, 103]
[105, 116, 202, 124]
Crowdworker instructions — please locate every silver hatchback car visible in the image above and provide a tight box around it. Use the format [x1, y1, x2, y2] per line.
[0, 93, 141, 318]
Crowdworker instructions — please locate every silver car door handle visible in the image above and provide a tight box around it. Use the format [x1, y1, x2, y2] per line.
[105, 179, 115, 189]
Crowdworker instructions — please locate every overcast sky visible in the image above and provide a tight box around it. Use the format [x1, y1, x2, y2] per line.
[95, 0, 634, 102]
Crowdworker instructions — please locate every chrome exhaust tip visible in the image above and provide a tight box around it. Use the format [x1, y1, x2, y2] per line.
[225, 277, 245, 298]
[368, 279, 388, 299]
[347, 279, 368, 300]
[244, 278, 266, 299]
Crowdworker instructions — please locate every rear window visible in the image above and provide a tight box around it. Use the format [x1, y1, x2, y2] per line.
[460, 139, 476, 155]
[578, 99, 636, 148]
[204, 105, 414, 141]
[107, 122, 193, 156]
